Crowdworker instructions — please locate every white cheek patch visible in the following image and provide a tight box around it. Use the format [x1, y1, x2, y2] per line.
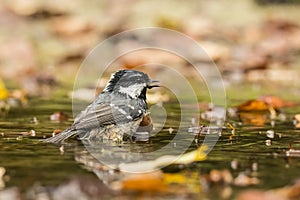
[119, 83, 146, 98]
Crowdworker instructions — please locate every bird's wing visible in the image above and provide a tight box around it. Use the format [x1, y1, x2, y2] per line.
[73, 101, 145, 130]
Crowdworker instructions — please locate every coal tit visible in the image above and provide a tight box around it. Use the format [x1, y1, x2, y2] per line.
[44, 70, 159, 143]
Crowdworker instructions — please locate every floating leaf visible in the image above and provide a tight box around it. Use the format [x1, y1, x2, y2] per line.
[236, 95, 298, 112]
[0, 79, 9, 100]
[119, 146, 207, 172]
[258, 95, 297, 108]
[239, 112, 267, 126]
[121, 171, 166, 192]
[174, 145, 207, 164]
[236, 99, 269, 112]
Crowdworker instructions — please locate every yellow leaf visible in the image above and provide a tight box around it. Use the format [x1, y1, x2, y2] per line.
[175, 145, 207, 164]
[163, 173, 187, 184]
[0, 79, 9, 100]
[119, 145, 208, 172]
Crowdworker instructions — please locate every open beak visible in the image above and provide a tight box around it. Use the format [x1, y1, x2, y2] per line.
[147, 80, 160, 89]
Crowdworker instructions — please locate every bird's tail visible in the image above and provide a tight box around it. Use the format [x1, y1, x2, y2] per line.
[42, 128, 78, 143]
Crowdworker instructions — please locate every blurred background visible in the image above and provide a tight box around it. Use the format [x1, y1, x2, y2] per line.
[1, 1, 300, 199]
[1, 0, 300, 98]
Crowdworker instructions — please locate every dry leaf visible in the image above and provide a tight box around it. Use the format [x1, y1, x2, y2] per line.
[0, 80, 9, 100]
[121, 171, 166, 192]
[236, 99, 269, 112]
[258, 95, 296, 108]
[119, 146, 207, 172]
[239, 112, 267, 126]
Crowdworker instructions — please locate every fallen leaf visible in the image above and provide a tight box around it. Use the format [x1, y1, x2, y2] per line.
[0, 79, 9, 100]
[175, 145, 207, 164]
[121, 171, 166, 192]
[236, 99, 269, 112]
[119, 146, 207, 172]
[239, 112, 267, 126]
[258, 95, 297, 108]
[236, 95, 297, 112]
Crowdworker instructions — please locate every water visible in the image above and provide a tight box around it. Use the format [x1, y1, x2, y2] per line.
[0, 95, 300, 199]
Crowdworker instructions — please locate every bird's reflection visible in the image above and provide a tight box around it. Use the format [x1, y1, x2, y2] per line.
[74, 133, 155, 184]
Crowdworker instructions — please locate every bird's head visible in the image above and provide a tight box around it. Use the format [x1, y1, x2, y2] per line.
[103, 70, 159, 100]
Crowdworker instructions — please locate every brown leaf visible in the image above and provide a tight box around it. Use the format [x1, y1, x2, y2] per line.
[121, 172, 166, 192]
[239, 112, 267, 126]
[236, 100, 269, 112]
[258, 95, 297, 108]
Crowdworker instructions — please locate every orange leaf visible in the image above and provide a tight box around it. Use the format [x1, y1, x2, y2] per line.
[258, 95, 297, 108]
[122, 172, 167, 192]
[236, 100, 269, 112]
[239, 112, 267, 126]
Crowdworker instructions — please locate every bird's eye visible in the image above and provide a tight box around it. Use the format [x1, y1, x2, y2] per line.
[138, 88, 147, 100]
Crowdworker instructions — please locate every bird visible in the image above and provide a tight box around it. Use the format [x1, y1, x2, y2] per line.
[43, 70, 159, 143]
